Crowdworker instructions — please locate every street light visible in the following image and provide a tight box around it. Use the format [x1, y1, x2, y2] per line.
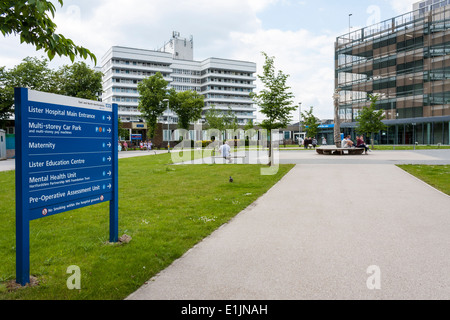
[298, 102, 302, 144]
[163, 99, 170, 153]
[349, 14, 353, 34]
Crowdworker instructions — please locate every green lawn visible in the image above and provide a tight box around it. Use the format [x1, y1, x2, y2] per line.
[276, 144, 450, 150]
[375, 145, 450, 150]
[397, 165, 450, 195]
[0, 153, 294, 299]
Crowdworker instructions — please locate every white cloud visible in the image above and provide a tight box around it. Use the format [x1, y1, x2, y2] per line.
[0, 0, 340, 120]
[386, 0, 416, 14]
[227, 28, 337, 120]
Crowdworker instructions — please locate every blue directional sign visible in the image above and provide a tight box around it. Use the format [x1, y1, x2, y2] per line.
[15, 88, 119, 286]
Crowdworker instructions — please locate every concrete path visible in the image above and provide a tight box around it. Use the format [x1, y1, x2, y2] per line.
[3, 148, 449, 299]
[127, 163, 450, 300]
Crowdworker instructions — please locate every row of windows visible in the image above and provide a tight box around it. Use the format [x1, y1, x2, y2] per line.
[205, 86, 252, 93]
[203, 77, 253, 85]
[112, 87, 138, 94]
[113, 78, 139, 84]
[206, 94, 252, 101]
[113, 97, 139, 103]
[171, 85, 200, 92]
[172, 77, 201, 84]
[113, 68, 171, 78]
[205, 101, 253, 107]
[112, 59, 170, 69]
[202, 69, 253, 77]
[172, 68, 201, 76]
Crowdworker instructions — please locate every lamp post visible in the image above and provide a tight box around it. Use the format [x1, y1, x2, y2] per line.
[333, 88, 342, 147]
[349, 13, 352, 35]
[163, 99, 170, 153]
[298, 102, 302, 144]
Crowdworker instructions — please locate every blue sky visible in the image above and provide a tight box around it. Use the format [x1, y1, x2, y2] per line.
[0, 0, 417, 120]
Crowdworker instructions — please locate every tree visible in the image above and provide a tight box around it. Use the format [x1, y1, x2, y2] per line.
[204, 106, 239, 141]
[244, 119, 254, 131]
[355, 94, 387, 149]
[302, 106, 320, 139]
[250, 52, 295, 165]
[168, 88, 204, 133]
[333, 88, 342, 147]
[118, 118, 129, 140]
[55, 62, 102, 100]
[0, 66, 14, 123]
[204, 105, 226, 132]
[3, 56, 56, 91]
[0, 57, 102, 122]
[137, 72, 169, 139]
[0, 0, 96, 64]
[223, 107, 239, 133]
[0, 56, 57, 123]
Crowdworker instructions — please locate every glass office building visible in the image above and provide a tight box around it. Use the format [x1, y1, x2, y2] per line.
[335, 0, 450, 145]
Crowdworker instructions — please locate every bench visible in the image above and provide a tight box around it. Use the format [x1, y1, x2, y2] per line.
[212, 155, 246, 163]
[316, 147, 365, 155]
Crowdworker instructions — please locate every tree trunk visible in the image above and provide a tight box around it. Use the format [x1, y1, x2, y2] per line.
[268, 143, 272, 166]
[333, 91, 341, 148]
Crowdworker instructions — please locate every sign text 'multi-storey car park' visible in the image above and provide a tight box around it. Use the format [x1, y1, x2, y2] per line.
[15, 88, 119, 286]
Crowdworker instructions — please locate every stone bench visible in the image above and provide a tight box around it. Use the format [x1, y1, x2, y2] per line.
[316, 147, 365, 155]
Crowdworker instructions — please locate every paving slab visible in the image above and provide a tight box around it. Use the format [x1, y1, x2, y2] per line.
[127, 164, 450, 300]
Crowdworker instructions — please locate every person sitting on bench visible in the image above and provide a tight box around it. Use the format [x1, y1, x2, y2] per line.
[356, 135, 370, 154]
[342, 135, 354, 148]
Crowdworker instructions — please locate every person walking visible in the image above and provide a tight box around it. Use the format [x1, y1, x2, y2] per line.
[218, 141, 232, 163]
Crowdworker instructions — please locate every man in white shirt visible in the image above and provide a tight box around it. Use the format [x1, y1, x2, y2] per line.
[219, 141, 232, 163]
[342, 135, 354, 148]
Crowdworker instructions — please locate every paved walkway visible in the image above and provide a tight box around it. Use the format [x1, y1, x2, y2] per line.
[3, 149, 449, 299]
[127, 159, 450, 300]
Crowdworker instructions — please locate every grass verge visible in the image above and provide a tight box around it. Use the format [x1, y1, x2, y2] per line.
[397, 165, 450, 195]
[0, 152, 293, 300]
[373, 145, 450, 150]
